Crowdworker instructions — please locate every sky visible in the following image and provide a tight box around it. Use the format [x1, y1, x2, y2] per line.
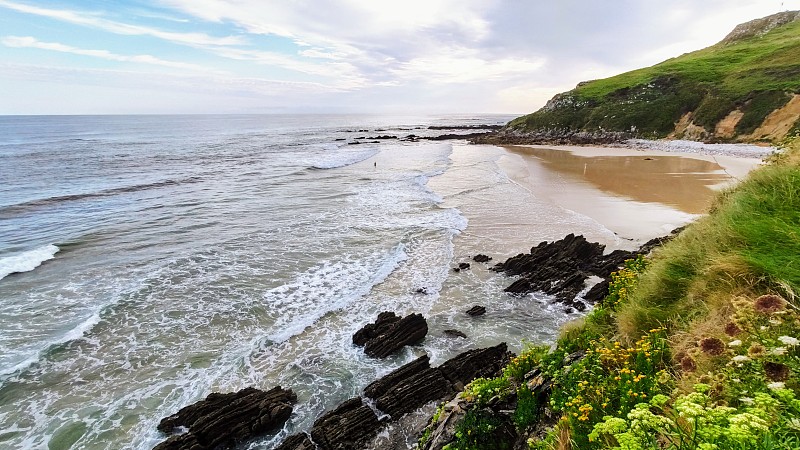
[0, 0, 798, 115]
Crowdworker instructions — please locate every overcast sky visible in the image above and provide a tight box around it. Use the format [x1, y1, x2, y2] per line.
[0, 0, 797, 115]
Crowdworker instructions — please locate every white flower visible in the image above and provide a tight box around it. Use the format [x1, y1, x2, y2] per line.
[778, 336, 799, 346]
[772, 347, 788, 356]
[732, 355, 750, 363]
[728, 340, 742, 347]
[768, 382, 786, 390]
[769, 318, 782, 325]
[739, 397, 754, 405]
[788, 418, 800, 431]
[761, 326, 768, 331]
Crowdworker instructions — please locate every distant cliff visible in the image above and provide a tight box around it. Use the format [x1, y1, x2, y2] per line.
[505, 11, 800, 144]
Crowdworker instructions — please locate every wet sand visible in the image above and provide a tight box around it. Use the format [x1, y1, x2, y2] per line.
[497, 144, 763, 243]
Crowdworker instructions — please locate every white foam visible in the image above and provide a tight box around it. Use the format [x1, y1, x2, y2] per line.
[310, 147, 380, 169]
[0, 244, 59, 280]
[263, 244, 408, 344]
[0, 310, 101, 378]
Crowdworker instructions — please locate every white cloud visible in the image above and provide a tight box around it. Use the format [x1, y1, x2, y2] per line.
[2, 36, 219, 72]
[0, 0, 244, 47]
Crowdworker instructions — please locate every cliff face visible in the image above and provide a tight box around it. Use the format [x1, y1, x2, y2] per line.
[508, 11, 800, 143]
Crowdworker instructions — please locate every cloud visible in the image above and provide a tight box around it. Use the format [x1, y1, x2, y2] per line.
[0, 0, 244, 47]
[2, 36, 219, 72]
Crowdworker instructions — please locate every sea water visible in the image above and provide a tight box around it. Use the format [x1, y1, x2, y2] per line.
[0, 114, 621, 449]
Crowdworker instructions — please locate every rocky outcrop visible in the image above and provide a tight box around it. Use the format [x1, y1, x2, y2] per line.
[493, 233, 674, 307]
[153, 387, 296, 450]
[272, 344, 511, 450]
[470, 128, 629, 146]
[365, 355, 453, 418]
[310, 398, 384, 450]
[354, 313, 428, 358]
[437, 344, 511, 390]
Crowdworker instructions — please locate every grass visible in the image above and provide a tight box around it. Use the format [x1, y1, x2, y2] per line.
[424, 137, 800, 450]
[509, 18, 800, 140]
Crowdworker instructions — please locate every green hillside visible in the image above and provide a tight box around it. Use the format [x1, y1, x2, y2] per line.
[508, 11, 800, 142]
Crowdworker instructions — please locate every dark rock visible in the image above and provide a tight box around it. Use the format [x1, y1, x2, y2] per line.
[493, 233, 671, 305]
[414, 287, 429, 295]
[359, 313, 428, 358]
[572, 300, 587, 312]
[472, 254, 492, 263]
[310, 398, 381, 450]
[438, 343, 511, 389]
[374, 367, 453, 418]
[348, 141, 363, 145]
[443, 329, 467, 339]
[353, 312, 400, 347]
[154, 386, 296, 450]
[428, 125, 504, 130]
[365, 135, 398, 140]
[452, 262, 471, 273]
[428, 132, 495, 141]
[583, 279, 610, 304]
[273, 433, 315, 450]
[334, 138, 346, 141]
[465, 306, 486, 317]
[644, 157, 654, 160]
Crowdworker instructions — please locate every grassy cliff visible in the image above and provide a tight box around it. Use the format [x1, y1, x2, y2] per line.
[508, 11, 800, 143]
[418, 136, 800, 449]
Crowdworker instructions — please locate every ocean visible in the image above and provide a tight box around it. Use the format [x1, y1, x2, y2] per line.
[0, 114, 661, 449]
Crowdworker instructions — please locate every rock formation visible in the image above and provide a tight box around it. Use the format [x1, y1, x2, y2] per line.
[153, 386, 296, 450]
[353, 312, 428, 358]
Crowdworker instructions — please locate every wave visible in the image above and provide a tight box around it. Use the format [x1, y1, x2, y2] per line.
[0, 244, 60, 280]
[0, 177, 202, 217]
[0, 310, 101, 379]
[310, 147, 380, 170]
[261, 244, 408, 345]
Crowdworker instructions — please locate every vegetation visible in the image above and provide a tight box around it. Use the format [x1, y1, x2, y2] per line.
[423, 137, 800, 449]
[508, 15, 800, 141]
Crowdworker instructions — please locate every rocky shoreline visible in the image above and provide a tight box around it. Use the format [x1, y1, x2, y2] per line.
[469, 128, 775, 159]
[150, 231, 676, 450]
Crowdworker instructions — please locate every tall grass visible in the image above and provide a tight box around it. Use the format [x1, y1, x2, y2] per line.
[617, 138, 800, 340]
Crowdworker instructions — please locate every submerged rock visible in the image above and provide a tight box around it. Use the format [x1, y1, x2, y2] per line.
[153, 386, 296, 450]
[443, 329, 468, 339]
[465, 305, 486, 317]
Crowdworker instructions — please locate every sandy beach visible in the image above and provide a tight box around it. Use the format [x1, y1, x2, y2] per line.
[495, 143, 764, 245]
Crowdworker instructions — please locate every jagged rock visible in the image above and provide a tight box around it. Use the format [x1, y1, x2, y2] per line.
[273, 433, 315, 450]
[272, 344, 511, 450]
[414, 287, 429, 295]
[374, 367, 453, 418]
[364, 356, 432, 399]
[353, 312, 400, 347]
[358, 313, 428, 358]
[309, 398, 382, 450]
[473, 254, 492, 263]
[438, 343, 511, 390]
[153, 386, 296, 450]
[443, 329, 467, 339]
[493, 233, 672, 304]
[465, 306, 486, 317]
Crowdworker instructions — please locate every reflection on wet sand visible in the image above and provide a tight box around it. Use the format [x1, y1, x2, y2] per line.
[504, 146, 730, 214]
